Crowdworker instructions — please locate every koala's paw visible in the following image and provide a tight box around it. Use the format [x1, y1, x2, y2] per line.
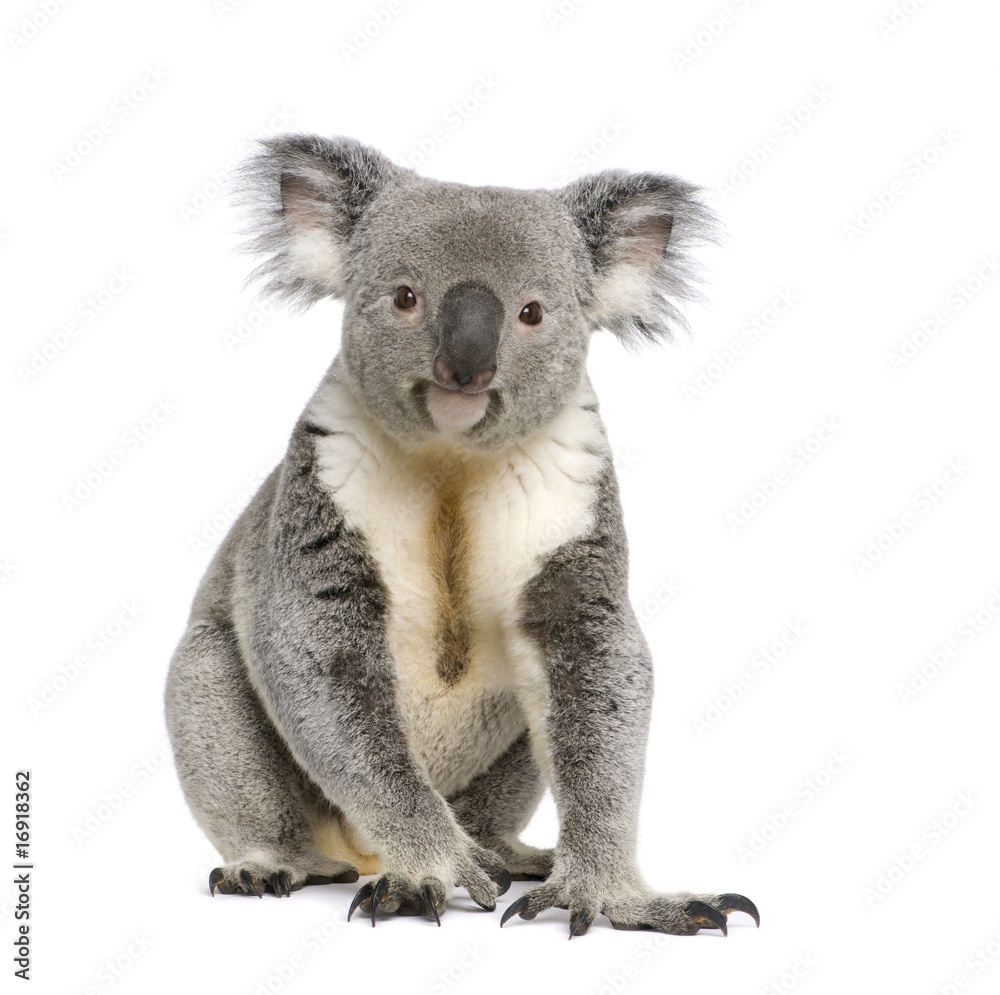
[209, 859, 359, 898]
[500, 883, 759, 938]
[348, 844, 512, 926]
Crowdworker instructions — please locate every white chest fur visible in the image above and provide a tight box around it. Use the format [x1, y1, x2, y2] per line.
[307, 376, 607, 796]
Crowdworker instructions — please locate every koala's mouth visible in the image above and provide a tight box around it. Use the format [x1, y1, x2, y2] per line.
[421, 381, 492, 434]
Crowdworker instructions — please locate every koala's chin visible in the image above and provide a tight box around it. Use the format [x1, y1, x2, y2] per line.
[424, 382, 490, 435]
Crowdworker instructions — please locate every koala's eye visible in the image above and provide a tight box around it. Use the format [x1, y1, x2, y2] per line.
[519, 301, 543, 325]
[393, 286, 417, 310]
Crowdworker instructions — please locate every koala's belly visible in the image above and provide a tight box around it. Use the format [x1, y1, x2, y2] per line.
[343, 479, 565, 797]
[394, 667, 527, 798]
[309, 378, 607, 795]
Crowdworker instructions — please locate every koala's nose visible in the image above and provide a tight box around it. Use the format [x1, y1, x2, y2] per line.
[434, 282, 503, 392]
[433, 354, 496, 392]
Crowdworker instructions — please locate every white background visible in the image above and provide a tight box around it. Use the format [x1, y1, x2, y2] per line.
[3, 0, 999, 992]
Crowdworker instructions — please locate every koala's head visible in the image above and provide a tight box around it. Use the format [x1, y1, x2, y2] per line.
[238, 134, 715, 449]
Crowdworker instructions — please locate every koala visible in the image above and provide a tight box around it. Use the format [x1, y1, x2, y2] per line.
[164, 134, 758, 937]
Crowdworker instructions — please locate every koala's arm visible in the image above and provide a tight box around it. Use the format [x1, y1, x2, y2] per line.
[505, 462, 749, 935]
[519, 461, 652, 879]
[240, 429, 505, 902]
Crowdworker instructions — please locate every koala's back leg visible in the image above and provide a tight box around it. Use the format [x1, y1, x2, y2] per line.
[165, 621, 363, 896]
[448, 731, 553, 880]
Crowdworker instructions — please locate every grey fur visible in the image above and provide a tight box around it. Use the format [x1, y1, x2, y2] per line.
[165, 135, 756, 934]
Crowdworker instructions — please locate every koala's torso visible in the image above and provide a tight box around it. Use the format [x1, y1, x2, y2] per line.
[303, 370, 607, 796]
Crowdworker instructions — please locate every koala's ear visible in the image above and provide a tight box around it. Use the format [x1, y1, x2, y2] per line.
[559, 170, 718, 344]
[235, 134, 408, 307]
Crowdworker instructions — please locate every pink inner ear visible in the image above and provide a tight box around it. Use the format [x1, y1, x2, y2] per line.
[621, 215, 673, 273]
[280, 173, 326, 234]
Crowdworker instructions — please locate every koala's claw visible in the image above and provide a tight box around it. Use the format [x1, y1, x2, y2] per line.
[240, 869, 264, 897]
[681, 900, 729, 936]
[209, 866, 264, 897]
[208, 867, 224, 896]
[716, 893, 760, 927]
[210, 862, 357, 898]
[500, 895, 531, 926]
[349, 873, 451, 926]
[493, 868, 512, 897]
[348, 881, 375, 923]
[269, 871, 292, 898]
[424, 885, 441, 926]
[371, 876, 392, 926]
[568, 908, 595, 939]
[501, 885, 759, 936]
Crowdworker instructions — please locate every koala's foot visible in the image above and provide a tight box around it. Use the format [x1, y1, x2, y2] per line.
[209, 857, 359, 897]
[349, 867, 512, 926]
[348, 843, 512, 926]
[500, 883, 759, 937]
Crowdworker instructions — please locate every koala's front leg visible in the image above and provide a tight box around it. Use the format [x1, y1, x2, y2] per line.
[254, 605, 510, 923]
[249, 484, 510, 924]
[503, 468, 758, 937]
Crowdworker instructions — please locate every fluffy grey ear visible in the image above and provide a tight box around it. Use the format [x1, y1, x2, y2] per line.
[560, 170, 718, 344]
[234, 134, 408, 307]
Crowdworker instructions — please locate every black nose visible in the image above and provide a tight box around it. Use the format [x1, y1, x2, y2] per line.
[433, 354, 495, 391]
[434, 282, 502, 392]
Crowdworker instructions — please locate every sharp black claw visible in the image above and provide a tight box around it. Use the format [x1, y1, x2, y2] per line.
[684, 900, 728, 936]
[568, 909, 592, 939]
[494, 868, 512, 896]
[500, 895, 530, 927]
[209, 868, 224, 897]
[274, 871, 291, 898]
[371, 877, 391, 927]
[240, 869, 263, 898]
[717, 893, 760, 927]
[424, 885, 441, 926]
[348, 881, 374, 922]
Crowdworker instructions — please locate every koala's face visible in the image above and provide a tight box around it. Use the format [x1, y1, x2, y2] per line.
[338, 180, 591, 447]
[241, 135, 713, 449]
